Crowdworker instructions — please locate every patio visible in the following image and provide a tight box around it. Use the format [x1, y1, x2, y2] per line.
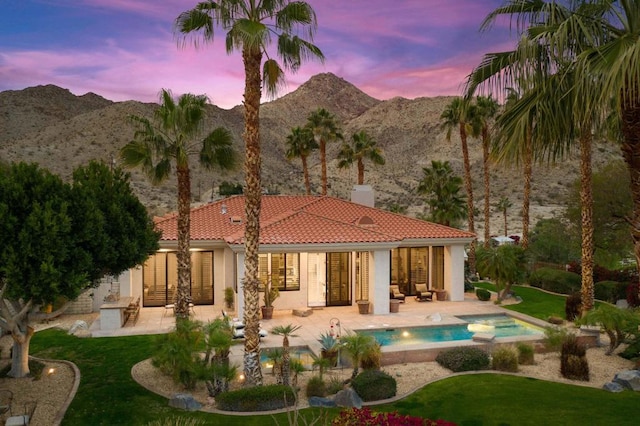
[88, 294, 550, 365]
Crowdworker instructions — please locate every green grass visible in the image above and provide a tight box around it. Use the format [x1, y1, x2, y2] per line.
[473, 282, 606, 321]
[376, 374, 640, 426]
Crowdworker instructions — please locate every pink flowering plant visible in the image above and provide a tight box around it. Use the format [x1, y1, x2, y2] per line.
[332, 407, 457, 426]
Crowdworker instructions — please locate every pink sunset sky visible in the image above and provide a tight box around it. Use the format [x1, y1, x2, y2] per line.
[0, 1, 516, 109]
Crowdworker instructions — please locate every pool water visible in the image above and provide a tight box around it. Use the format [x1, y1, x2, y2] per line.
[357, 314, 544, 347]
[260, 346, 314, 370]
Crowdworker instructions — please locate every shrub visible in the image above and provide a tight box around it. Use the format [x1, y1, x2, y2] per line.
[620, 338, 640, 361]
[529, 267, 581, 294]
[351, 369, 397, 402]
[543, 327, 570, 352]
[565, 293, 582, 321]
[216, 384, 295, 412]
[326, 376, 346, 395]
[305, 375, 326, 398]
[560, 334, 589, 381]
[627, 282, 640, 308]
[436, 347, 490, 372]
[360, 343, 382, 371]
[152, 319, 203, 390]
[594, 281, 628, 303]
[492, 346, 519, 372]
[476, 288, 491, 301]
[516, 342, 535, 365]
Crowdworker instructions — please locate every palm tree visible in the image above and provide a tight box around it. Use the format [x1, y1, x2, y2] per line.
[285, 126, 317, 194]
[270, 324, 301, 387]
[120, 89, 236, 318]
[417, 160, 467, 227]
[306, 108, 342, 195]
[176, 0, 323, 386]
[441, 97, 479, 274]
[495, 196, 513, 237]
[475, 95, 499, 248]
[336, 130, 385, 185]
[467, 0, 603, 315]
[476, 244, 526, 302]
[341, 332, 376, 379]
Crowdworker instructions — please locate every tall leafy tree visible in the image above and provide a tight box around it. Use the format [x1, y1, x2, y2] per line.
[441, 97, 479, 274]
[417, 160, 467, 227]
[120, 89, 236, 319]
[306, 108, 342, 195]
[495, 196, 513, 237]
[336, 130, 385, 185]
[176, 1, 323, 386]
[285, 126, 317, 194]
[0, 162, 158, 377]
[475, 95, 499, 247]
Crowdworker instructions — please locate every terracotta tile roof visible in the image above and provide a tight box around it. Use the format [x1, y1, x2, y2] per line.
[154, 195, 475, 246]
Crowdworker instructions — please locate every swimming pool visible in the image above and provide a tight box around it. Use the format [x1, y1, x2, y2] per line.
[356, 314, 544, 347]
[260, 346, 314, 370]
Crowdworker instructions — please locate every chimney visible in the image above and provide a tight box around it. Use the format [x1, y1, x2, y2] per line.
[350, 185, 375, 207]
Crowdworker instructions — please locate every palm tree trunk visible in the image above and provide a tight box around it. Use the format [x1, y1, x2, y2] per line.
[460, 123, 476, 275]
[357, 159, 365, 185]
[175, 164, 192, 318]
[579, 129, 594, 316]
[482, 128, 491, 248]
[242, 47, 263, 387]
[320, 140, 327, 195]
[503, 210, 508, 236]
[301, 155, 311, 195]
[282, 336, 290, 387]
[521, 129, 532, 250]
[620, 95, 640, 304]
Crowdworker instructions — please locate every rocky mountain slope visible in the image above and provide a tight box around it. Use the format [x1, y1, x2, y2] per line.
[0, 73, 623, 238]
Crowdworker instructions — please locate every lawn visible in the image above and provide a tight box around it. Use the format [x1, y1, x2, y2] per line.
[30, 328, 639, 425]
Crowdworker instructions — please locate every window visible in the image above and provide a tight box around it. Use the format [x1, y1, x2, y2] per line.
[258, 253, 300, 291]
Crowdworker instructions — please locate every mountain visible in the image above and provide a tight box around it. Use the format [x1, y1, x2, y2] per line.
[0, 73, 623, 236]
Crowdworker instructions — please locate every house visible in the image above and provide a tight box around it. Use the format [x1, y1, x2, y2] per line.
[117, 186, 475, 316]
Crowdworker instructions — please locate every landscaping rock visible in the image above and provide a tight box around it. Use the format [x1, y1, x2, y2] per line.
[68, 320, 90, 337]
[292, 308, 313, 317]
[169, 393, 202, 411]
[613, 370, 640, 391]
[334, 388, 362, 408]
[547, 316, 564, 325]
[603, 381, 624, 393]
[308, 396, 337, 407]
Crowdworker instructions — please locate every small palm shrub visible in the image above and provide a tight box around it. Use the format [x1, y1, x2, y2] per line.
[476, 288, 491, 301]
[565, 293, 581, 321]
[351, 369, 397, 402]
[560, 334, 590, 381]
[305, 375, 327, 398]
[492, 346, 519, 372]
[216, 384, 295, 411]
[516, 342, 535, 365]
[435, 347, 490, 372]
[152, 319, 204, 390]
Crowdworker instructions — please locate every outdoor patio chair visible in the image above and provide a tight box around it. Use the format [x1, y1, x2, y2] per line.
[389, 285, 406, 302]
[415, 283, 433, 302]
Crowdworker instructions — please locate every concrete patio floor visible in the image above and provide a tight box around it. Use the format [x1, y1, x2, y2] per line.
[88, 294, 549, 365]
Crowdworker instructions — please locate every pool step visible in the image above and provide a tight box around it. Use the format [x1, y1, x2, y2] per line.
[472, 332, 495, 342]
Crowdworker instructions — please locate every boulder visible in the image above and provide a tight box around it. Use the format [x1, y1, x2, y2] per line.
[334, 387, 363, 408]
[308, 396, 337, 407]
[613, 370, 640, 391]
[603, 382, 624, 393]
[169, 393, 202, 411]
[68, 320, 89, 336]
